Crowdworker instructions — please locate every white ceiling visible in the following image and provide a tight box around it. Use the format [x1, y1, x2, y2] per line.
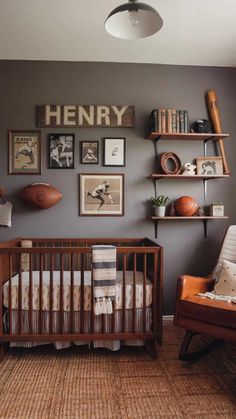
[0, 0, 236, 67]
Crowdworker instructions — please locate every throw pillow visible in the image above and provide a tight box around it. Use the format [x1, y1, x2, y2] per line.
[214, 259, 236, 296]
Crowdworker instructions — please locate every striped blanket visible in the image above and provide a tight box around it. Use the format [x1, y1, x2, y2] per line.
[92, 245, 117, 315]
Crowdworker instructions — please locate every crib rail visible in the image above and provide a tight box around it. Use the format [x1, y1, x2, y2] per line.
[0, 239, 162, 347]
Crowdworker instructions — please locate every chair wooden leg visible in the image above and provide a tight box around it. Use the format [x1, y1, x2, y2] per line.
[179, 330, 224, 361]
[146, 340, 159, 359]
[0, 344, 7, 362]
[179, 329, 194, 360]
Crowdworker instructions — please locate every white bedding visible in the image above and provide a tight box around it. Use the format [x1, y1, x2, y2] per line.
[3, 270, 153, 311]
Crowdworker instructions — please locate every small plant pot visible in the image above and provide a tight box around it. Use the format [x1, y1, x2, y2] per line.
[154, 206, 166, 217]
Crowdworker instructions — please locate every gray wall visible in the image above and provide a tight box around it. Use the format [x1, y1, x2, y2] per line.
[0, 61, 236, 314]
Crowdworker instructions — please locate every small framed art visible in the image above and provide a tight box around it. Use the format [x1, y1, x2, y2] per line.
[49, 134, 75, 168]
[196, 156, 223, 176]
[80, 173, 124, 216]
[80, 141, 99, 164]
[8, 130, 41, 174]
[103, 137, 126, 166]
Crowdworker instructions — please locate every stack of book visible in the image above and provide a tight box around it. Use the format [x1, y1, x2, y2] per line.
[149, 109, 189, 133]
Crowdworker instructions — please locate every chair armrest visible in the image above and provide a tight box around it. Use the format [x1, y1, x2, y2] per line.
[176, 274, 214, 300]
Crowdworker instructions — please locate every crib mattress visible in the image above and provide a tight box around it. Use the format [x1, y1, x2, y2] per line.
[3, 270, 152, 311]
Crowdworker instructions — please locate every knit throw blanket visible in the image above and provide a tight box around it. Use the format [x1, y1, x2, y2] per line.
[92, 245, 117, 315]
[198, 291, 236, 304]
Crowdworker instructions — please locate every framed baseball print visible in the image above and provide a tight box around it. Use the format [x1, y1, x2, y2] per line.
[80, 173, 124, 216]
[8, 130, 41, 174]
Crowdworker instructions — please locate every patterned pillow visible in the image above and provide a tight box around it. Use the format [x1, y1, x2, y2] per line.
[214, 259, 236, 296]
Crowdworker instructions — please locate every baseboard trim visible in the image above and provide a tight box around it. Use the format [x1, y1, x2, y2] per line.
[163, 315, 174, 322]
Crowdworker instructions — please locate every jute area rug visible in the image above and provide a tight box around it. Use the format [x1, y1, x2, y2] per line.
[0, 323, 235, 419]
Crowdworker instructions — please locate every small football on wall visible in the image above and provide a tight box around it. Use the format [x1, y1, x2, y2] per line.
[20, 183, 62, 209]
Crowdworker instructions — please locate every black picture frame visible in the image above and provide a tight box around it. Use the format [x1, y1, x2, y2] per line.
[103, 137, 126, 167]
[48, 134, 75, 169]
[80, 141, 99, 164]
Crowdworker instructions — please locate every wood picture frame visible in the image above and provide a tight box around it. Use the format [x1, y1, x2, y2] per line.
[80, 141, 99, 164]
[8, 130, 41, 175]
[80, 173, 124, 216]
[48, 134, 75, 169]
[103, 137, 126, 167]
[196, 156, 223, 176]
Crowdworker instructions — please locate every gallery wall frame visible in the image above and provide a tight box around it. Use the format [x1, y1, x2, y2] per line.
[8, 130, 41, 175]
[80, 141, 99, 164]
[48, 133, 75, 169]
[80, 173, 124, 216]
[103, 137, 126, 167]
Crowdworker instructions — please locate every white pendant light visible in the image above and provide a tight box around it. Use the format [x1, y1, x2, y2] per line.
[105, 0, 163, 40]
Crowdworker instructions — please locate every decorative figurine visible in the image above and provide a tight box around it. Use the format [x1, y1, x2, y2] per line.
[182, 162, 196, 176]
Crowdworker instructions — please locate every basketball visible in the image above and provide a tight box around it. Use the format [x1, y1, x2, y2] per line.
[174, 196, 198, 216]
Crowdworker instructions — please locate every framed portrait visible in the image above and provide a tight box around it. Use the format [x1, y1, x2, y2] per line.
[103, 137, 126, 166]
[80, 173, 124, 216]
[49, 134, 75, 169]
[8, 130, 41, 175]
[80, 141, 99, 164]
[196, 156, 223, 176]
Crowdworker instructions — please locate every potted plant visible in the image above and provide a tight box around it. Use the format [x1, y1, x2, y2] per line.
[151, 195, 169, 217]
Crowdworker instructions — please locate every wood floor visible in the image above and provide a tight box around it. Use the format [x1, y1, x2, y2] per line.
[0, 323, 235, 418]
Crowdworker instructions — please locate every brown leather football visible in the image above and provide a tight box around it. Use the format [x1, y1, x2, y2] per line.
[20, 183, 62, 209]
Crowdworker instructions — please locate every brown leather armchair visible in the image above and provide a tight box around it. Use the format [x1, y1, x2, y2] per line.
[174, 226, 236, 360]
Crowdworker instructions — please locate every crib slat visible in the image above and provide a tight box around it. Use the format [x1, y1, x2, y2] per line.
[122, 254, 127, 333]
[44, 252, 47, 271]
[29, 253, 33, 334]
[153, 252, 158, 338]
[39, 253, 43, 334]
[157, 249, 163, 345]
[133, 253, 137, 333]
[91, 255, 94, 334]
[50, 253, 54, 335]
[60, 254, 64, 334]
[8, 253, 12, 335]
[18, 253, 22, 334]
[70, 253, 74, 334]
[143, 253, 147, 333]
[81, 254, 84, 333]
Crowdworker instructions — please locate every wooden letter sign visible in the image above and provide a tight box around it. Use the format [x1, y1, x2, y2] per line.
[36, 105, 135, 128]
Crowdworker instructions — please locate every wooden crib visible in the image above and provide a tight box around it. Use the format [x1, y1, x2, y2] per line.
[0, 237, 163, 358]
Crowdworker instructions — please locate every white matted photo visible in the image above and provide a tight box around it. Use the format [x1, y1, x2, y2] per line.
[103, 138, 126, 166]
[196, 156, 223, 176]
[80, 173, 124, 216]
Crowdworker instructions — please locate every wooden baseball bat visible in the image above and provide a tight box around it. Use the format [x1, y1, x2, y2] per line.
[206, 90, 230, 175]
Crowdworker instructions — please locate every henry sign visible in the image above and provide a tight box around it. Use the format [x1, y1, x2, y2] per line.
[36, 105, 135, 128]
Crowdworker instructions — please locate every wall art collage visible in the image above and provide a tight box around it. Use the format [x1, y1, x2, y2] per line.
[8, 132, 126, 217]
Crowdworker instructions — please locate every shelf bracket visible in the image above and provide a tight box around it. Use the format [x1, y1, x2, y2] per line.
[203, 219, 208, 239]
[154, 220, 159, 239]
[203, 140, 207, 157]
[203, 179, 207, 203]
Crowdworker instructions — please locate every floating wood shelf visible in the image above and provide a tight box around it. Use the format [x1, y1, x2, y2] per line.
[147, 132, 229, 142]
[149, 174, 230, 180]
[151, 215, 228, 239]
[151, 216, 228, 220]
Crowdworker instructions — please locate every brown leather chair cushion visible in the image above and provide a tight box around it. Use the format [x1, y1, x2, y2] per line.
[179, 295, 236, 329]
